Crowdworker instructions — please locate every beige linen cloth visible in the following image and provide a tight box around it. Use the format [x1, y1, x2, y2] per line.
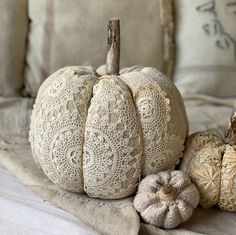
[1, 95, 236, 235]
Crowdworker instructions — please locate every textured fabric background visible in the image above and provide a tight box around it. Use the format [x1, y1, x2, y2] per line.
[174, 0, 236, 97]
[0, 97, 34, 136]
[0, 0, 28, 96]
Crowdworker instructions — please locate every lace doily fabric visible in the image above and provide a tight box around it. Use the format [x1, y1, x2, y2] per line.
[220, 145, 236, 211]
[181, 131, 236, 211]
[30, 66, 98, 192]
[120, 68, 187, 176]
[83, 76, 142, 199]
[30, 66, 188, 199]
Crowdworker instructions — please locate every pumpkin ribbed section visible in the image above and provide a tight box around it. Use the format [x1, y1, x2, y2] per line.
[83, 76, 142, 199]
[29, 66, 98, 192]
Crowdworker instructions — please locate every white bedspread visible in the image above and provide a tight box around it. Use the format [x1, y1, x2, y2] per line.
[0, 167, 98, 235]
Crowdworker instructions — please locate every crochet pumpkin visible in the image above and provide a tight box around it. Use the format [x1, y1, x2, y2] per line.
[133, 171, 199, 229]
[181, 112, 236, 211]
[29, 19, 188, 199]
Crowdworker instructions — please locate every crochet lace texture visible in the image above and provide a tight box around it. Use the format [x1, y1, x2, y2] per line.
[30, 66, 187, 199]
[181, 131, 236, 211]
[120, 68, 186, 176]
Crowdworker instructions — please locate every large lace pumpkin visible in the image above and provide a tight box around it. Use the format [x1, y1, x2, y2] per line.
[180, 112, 236, 212]
[29, 19, 188, 199]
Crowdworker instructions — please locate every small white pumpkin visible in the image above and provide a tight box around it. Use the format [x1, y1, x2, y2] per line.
[133, 171, 199, 229]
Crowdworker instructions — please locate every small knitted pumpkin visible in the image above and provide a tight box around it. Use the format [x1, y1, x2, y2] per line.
[29, 19, 188, 199]
[180, 112, 236, 211]
[133, 171, 199, 229]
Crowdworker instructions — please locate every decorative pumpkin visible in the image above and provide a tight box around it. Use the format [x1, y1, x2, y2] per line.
[180, 112, 236, 211]
[133, 170, 199, 229]
[29, 19, 188, 199]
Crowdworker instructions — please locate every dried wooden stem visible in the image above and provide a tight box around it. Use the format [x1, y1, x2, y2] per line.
[226, 112, 236, 145]
[158, 184, 177, 202]
[106, 18, 120, 75]
[161, 184, 173, 195]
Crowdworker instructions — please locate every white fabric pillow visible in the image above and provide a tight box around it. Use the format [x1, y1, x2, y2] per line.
[174, 0, 236, 97]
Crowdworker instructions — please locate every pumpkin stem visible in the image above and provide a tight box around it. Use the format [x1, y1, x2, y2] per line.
[226, 112, 236, 145]
[106, 18, 120, 75]
[161, 184, 173, 194]
[157, 184, 177, 202]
